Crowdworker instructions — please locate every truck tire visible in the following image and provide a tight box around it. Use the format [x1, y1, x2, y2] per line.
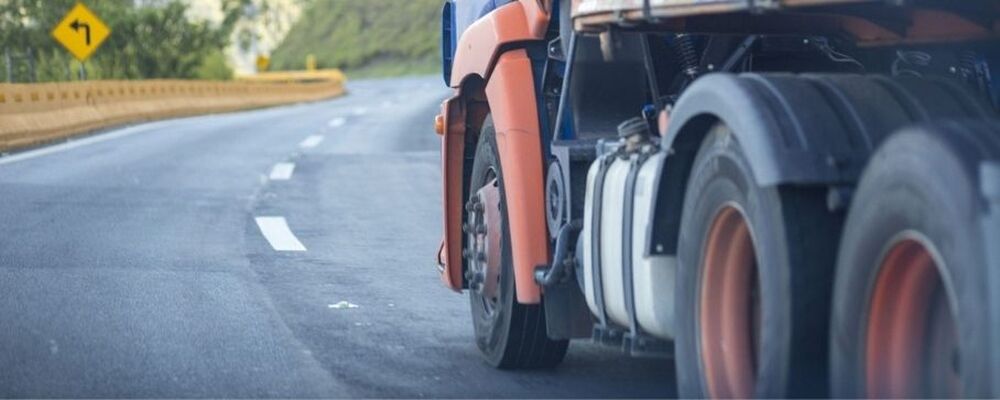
[831, 121, 1000, 398]
[467, 116, 569, 369]
[675, 124, 842, 398]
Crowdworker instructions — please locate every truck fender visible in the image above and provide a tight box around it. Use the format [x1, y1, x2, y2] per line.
[646, 73, 996, 256]
[485, 49, 550, 304]
[438, 0, 551, 304]
[448, 1, 550, 89]
[437, 91, 468, 292]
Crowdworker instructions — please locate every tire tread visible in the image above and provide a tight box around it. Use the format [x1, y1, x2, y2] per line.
[470, 117, 568, 370]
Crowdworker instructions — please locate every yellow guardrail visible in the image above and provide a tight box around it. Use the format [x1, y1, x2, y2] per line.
[236, 69, 346, 84]
[0, 70, 345, 152]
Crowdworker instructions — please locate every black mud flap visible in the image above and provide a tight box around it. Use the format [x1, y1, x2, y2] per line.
[543, 279, 594, 340]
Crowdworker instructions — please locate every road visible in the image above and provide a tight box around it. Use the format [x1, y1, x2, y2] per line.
[0, 77, 674, 398]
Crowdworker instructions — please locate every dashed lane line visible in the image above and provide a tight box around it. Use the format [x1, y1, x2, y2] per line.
[299, 135, 324, 149]
[269, 162, 295, 180]
[328, 117, 346, 128]
[254, 216, 307, 252]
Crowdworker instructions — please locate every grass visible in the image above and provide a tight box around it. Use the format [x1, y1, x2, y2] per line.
[270, 0, 442, 78]
[345, 57, 441, 79]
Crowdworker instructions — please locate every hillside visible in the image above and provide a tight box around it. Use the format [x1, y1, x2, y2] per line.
[270, 0, 441, 77]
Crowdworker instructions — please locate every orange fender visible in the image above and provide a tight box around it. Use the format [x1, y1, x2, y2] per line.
[437, 93, 467, 292]
[448, 1, 551, 88]
[484, 49, 549, 304]
[437, 0, 552, 304]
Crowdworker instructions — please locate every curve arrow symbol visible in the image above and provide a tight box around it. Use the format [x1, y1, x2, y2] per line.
[70, 19, 92, 46]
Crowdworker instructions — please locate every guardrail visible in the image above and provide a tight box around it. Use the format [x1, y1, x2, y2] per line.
[236, 69, 346, 84]
[0, 69, 345, 152]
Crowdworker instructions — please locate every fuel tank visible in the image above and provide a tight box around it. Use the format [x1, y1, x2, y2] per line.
[581, 139, 676, 339]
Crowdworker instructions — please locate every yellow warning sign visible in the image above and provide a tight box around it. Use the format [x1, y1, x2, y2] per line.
[256, 55, 270, 72]
[51, 3, 111, 62]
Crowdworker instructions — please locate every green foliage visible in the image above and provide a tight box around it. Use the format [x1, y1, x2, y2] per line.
[270, 0, 441, 77]
[0, 0, 250, 82]
[195, 49, 234, 80]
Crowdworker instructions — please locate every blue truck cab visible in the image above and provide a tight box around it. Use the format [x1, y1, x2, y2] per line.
[441, 0, 514, 84]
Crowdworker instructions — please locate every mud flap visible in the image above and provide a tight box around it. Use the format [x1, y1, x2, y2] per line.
[543, 278, 594, 340]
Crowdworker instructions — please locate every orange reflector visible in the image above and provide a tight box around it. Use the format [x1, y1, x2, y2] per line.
[658, 108, 670, 137]
[435, 114, 446, 136]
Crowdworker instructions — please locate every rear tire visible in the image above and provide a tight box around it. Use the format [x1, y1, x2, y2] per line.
[675, 124, 843, 398]
[831, 121, 1000, 398]
[468, 116, 569, 369]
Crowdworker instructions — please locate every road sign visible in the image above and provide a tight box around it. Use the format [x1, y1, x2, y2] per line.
[256, 55, 270, 72]
[51, 3, 111, 62]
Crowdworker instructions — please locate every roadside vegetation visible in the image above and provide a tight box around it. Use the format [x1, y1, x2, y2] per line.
[0, 0, 253, 82]
[270, 0, 440, 78]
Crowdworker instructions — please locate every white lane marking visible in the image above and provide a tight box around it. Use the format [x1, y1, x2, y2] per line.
[352, 107, 368, 116]
[269, 162, 296, 180]
[299, 135, 324, 149]
[328, 301, 360, 309]
[328, 117, 346, 128]
[255, 217, 307, 252]
[0, 120, 167, 166]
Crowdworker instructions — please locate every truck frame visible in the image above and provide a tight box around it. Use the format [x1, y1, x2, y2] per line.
[435, 0, 1000, 397]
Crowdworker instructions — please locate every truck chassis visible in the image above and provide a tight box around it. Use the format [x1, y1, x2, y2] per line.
[436, 0, 1000, 397]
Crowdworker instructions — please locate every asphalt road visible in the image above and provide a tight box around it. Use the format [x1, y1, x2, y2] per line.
[0, 77, 674, 398]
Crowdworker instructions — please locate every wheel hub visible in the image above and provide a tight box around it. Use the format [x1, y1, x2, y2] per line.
[466, 178, 502, 304]
[700, 205, 759, 399]
[865, 238, 959, 398]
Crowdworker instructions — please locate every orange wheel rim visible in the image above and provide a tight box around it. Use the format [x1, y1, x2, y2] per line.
[865, 238, 960, 398]
[700, 206, 758, 399]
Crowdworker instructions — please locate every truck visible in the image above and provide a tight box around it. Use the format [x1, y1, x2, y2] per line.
[434, 0, 1000, 397]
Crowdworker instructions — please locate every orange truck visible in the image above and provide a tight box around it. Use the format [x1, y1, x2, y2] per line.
[435, 1, 1000, 397]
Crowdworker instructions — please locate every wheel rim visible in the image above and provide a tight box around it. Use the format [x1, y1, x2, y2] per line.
[865, 238, 960, 398]
[700, 206, 759, 399]
[467, 173, 503, 318]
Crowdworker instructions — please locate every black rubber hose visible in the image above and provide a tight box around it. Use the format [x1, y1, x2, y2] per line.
[535, 220, 583, 287]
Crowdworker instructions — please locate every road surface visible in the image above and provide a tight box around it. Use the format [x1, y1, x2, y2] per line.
[0, 77, 674, 398]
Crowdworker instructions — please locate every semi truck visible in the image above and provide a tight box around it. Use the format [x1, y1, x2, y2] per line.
[433, 0, 1000, 397]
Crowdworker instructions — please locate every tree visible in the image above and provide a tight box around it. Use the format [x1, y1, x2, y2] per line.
[0, 0, 248, 82]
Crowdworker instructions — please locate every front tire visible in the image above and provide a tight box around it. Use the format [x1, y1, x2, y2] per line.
[467, 116, 568, 369]
[675, 124, 842, 398]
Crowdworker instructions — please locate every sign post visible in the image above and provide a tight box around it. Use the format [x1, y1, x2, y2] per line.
[306, 54, 317, 72]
